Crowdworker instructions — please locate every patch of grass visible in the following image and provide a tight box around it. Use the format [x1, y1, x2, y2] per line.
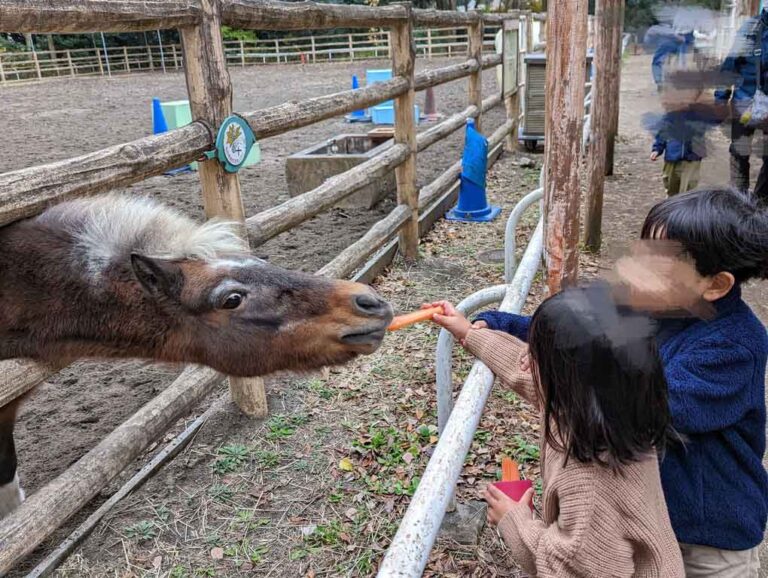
[265, 414, 309, 440]
[169, 565, 187, 578]
[253, 449, 280, 468]
[194, 567, 215, 578]
[307, 377, 334, 400]
[209, 483, 234, 502]
[213, 443, 250, 474]
[154, 504, 171, 523]
[511, 434, 540, 463]
[124, 520, 157, 541]
[497, 390, 520, 405]
[305, 520, 343, 547]
[473, 429, 491, 443]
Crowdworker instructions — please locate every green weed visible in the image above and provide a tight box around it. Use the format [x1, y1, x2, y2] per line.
[124, 520, 157, 541]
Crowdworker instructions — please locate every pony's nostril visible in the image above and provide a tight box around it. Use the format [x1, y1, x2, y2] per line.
[354, 293, 389, 318]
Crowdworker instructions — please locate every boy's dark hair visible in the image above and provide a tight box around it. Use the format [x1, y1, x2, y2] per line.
[528, 285, 672, 470]
[641, 188, 768, 283]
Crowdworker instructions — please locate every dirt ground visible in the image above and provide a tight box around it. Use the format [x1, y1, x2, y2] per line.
[0, 55, 504, 558]
[5, 52, 768, 577]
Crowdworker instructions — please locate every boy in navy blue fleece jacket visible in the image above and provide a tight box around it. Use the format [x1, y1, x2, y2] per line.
[477, 189, 768, 576]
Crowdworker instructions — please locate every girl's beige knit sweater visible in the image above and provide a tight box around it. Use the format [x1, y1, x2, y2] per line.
[464, 328, 685, 578]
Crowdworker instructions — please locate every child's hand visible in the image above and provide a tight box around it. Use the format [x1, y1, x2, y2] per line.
[650, 151, 659, 161]
[484, 484, 534, 526]
[520, 349, 531, 373]
[422, 301, 472, 341]
[472, 320, 488, 329]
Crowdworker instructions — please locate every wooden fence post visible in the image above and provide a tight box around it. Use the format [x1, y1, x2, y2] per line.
[123, 47, 129, 71]
[348, 33, 354, 60]
[95, 47, 103, 75]
[311, 35, 317, 62]
[274, 38, 280, 63]
[468, 19, 484, 132]
[544, 0, 588, 292]
[585, 0, 621, 251]
[390, 4, 419, 261]
[240, 39, 246, 66]
[32, 50, 41, 80]
[504, 18, 520, 152]
[66, 50, 74, 76]
[180, 0, 268, 418]
[171, 44, 178, 69]
[605, 0, 624, 176]
[427, 28, 433, 59]
[147, 45, 154, 70]
[0, 55, 5, 85]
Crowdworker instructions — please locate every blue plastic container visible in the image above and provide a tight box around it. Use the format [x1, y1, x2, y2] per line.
[370, 104, 420, 125]
[367, 69, 394, 109]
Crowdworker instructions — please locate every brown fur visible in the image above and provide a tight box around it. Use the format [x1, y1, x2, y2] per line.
[0, 197, 393, 513]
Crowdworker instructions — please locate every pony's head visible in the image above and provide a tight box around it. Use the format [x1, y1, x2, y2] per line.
[34, 195, 393, 376]
[129, 252, 392, 376]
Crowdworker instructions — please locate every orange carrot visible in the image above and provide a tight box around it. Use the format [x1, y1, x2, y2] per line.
[387, 306, 444, 331]
[501, 457, 520, 482]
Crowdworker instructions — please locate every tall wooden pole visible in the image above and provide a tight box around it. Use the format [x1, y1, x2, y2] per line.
[504, 17, 520, 152]
[180, 0, 268, 417]
[605, 0, 624, 176]
[468, 19, 484, 132]
[543, 0, 589, 292]
[391, 3, 419, 261]
[585, 0, 622, 251]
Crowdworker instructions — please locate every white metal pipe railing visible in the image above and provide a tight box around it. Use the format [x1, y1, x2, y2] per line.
[377, 219, 544, 578]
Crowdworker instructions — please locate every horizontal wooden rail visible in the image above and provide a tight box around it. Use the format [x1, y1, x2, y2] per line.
[317, 204, 412, 279]
[221, 0, 408, 30]
[414, 58, 479, 92]
[0, 361, 58, 410]
[481, 53, 503, 69]
[412, 8, 480, 27]
[0, 0, 201, 32]
[0, 123, 212, 228]
[0, 365, 224, 575]
[418, 159, 462, 209]
[416, 105, 478, 153]
[482, 92, 502, 113]
[246, 143, 408, 246]
[242, 77, 409, 140]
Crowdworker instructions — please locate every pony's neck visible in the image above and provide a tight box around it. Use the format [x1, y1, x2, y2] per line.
[0, 219, 175, 363]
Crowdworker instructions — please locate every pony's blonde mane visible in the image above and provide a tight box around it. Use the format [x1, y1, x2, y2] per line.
[45, 195, 247, 277]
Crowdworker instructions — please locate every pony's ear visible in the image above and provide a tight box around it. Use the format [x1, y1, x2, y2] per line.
[130, 253, 183, 301]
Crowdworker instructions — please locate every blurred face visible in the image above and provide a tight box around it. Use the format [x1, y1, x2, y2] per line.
[611, 238, 733, 318]
[661, 86, 703, 111]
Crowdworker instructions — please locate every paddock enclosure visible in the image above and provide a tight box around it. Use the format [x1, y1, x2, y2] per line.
[0, 1, 549, 574]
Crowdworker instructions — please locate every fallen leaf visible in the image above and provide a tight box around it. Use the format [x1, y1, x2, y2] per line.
[152, 556, 163, 570]
[338, 457, 354, 472]
[210, 547, 224, 560]
[345, 507, 358, 520]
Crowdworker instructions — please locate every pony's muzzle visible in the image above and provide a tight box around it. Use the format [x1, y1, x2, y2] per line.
[353, 291, 392, 320]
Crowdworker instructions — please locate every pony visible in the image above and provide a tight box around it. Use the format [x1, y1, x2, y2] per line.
[0, 194, 393, 516]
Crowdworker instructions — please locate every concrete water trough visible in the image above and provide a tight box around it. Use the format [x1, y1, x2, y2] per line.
[285, 134, 396, 209]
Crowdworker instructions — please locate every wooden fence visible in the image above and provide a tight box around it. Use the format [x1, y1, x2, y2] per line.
[0, 0, 540, 572]
[0, 24, 541, 85]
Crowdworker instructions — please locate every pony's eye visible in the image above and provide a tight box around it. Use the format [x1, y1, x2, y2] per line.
[221, 292, 244, 310]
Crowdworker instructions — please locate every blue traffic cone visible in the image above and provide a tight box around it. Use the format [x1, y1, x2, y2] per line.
[447, 119, 501, 222]
[152, 98, 168, 134]
[348, 75, 367, 121]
